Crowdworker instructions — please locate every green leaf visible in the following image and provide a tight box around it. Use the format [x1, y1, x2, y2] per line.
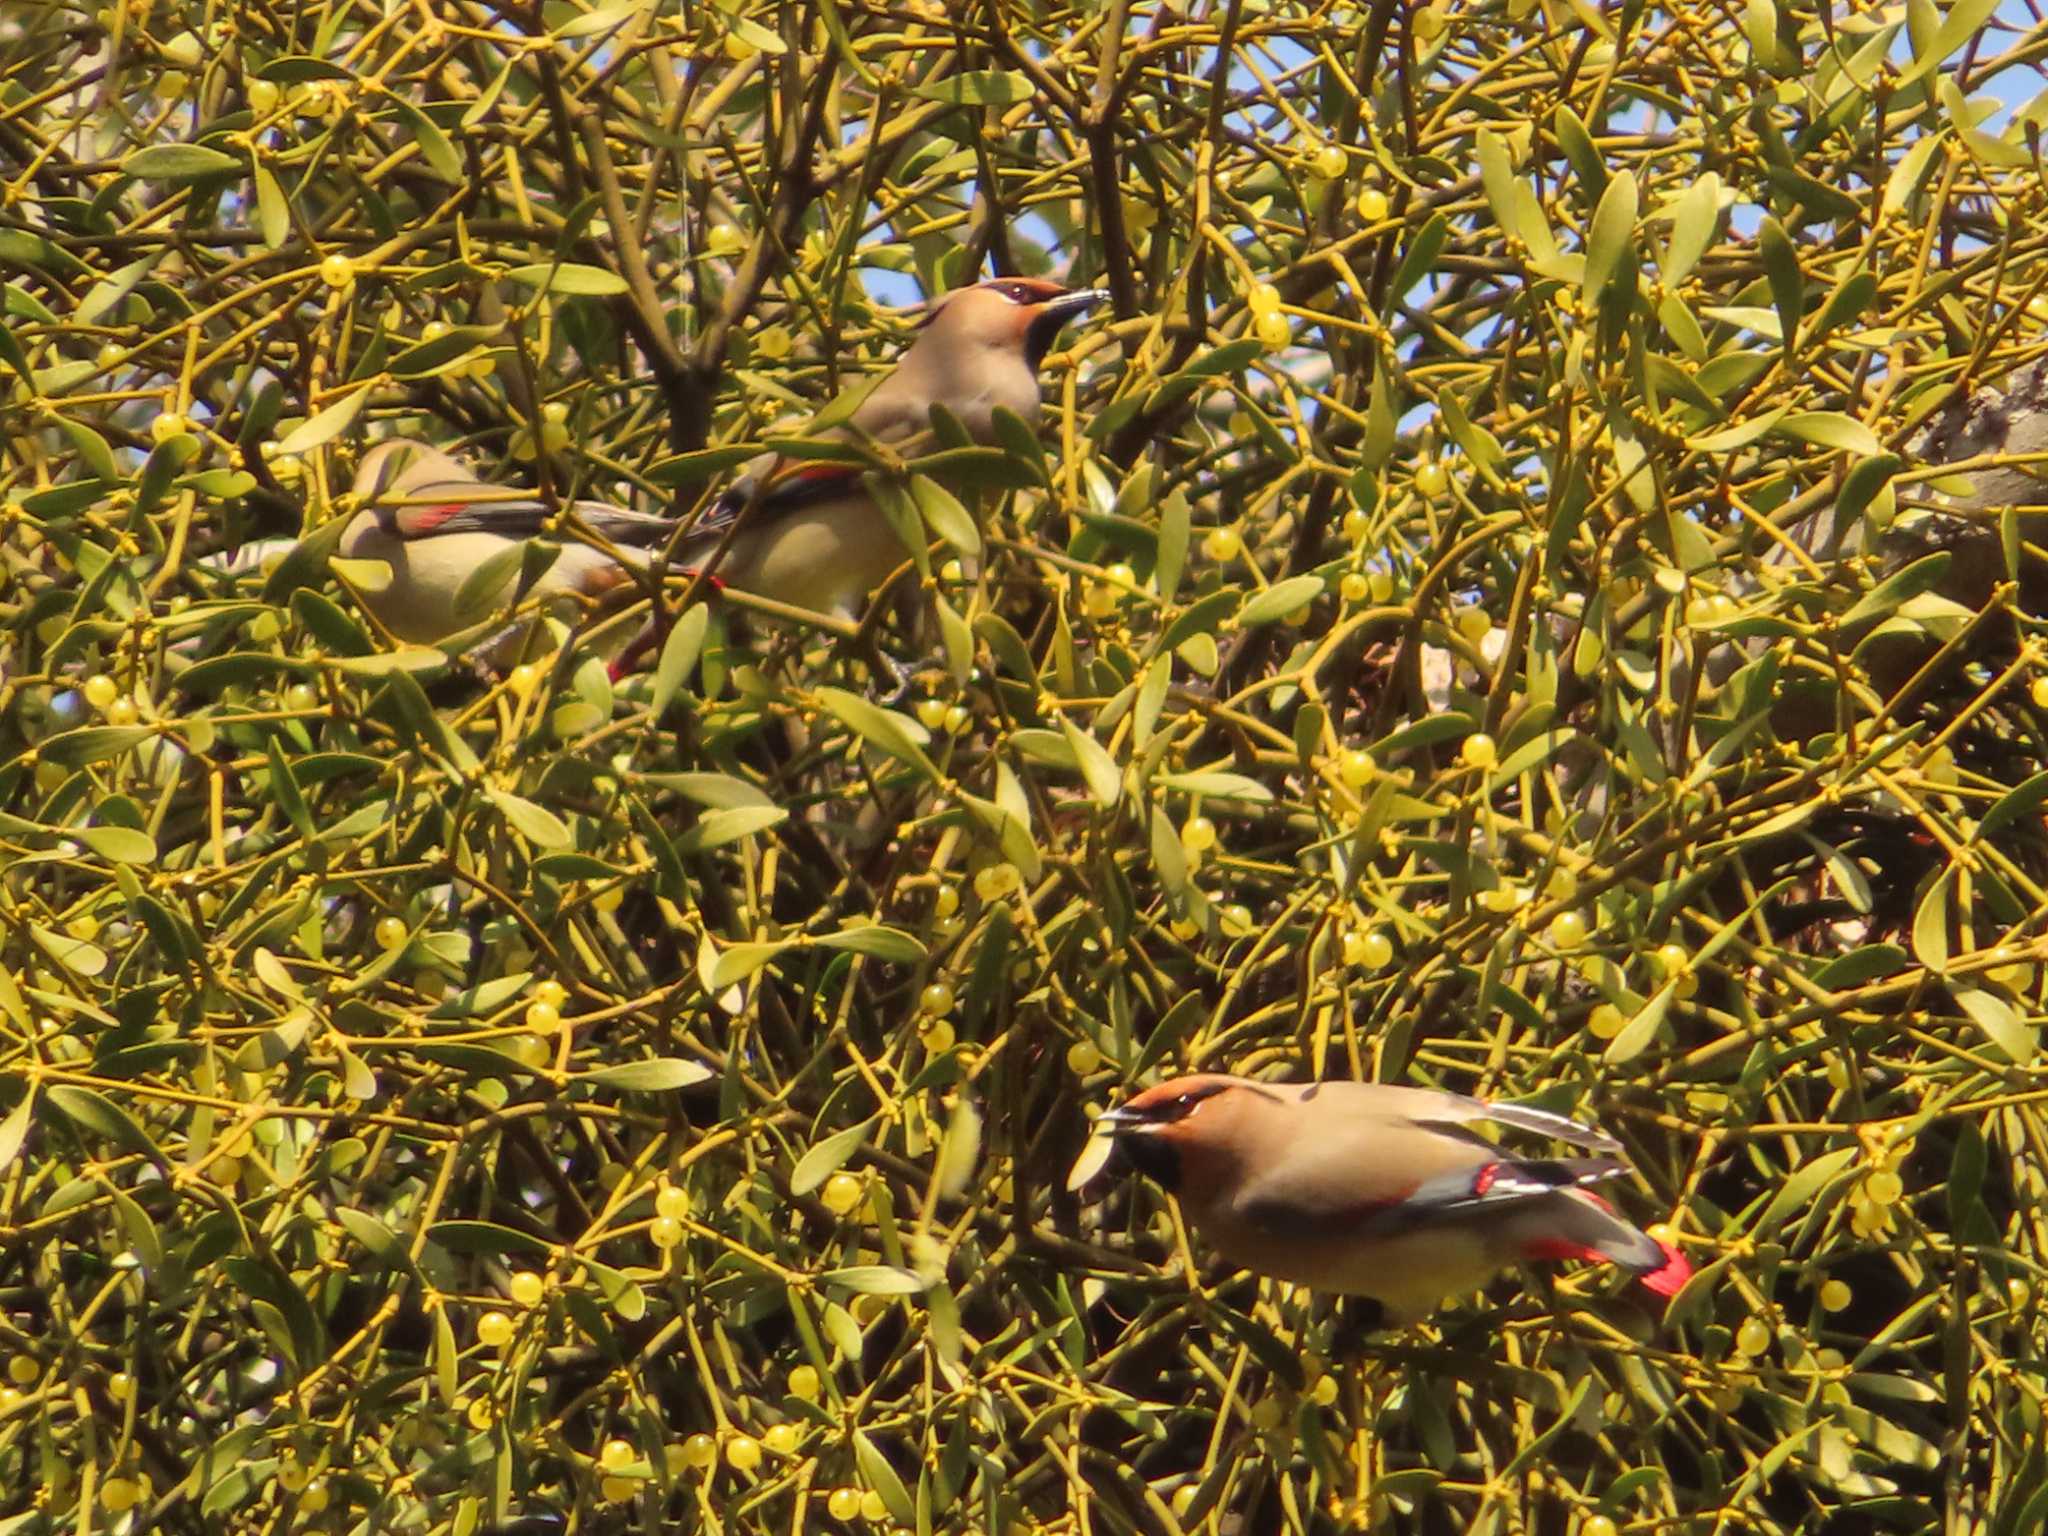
[821, 1265, 927, 1295]
[125, 143, 241, 180]
[1899, 0, 2002, 86]
[813, 926, 927, 964]
[75, 825, 156, 864]
[584, 1058, 715, 1093]
[649, 603, 711, 718]
[487, 788, 572, 849]
[1912, 873, 1949, 974]
[387, 95, 461, 180]
[1952, 983, 2036, 1062]
[908, 70, 1034, 106]
[504, 262, 630, 296]
[1237, 575, 1324, 628]
[1662, 172, 1721, 286]
[792, 1117, 876, 1195]
[852, 1430, 916, 1525]
[909, 474, 980, 557]
[1060, 716, 1123, 808]
[254, 162, 289, 248]
[1774, 411, 1882, 457]
[330, 648, 449, 677]
[816, 688, 940, 781]
[276, 385, 372, 455]
[452, 539, 526, 622]
[46, 1085, 159, 1159]
[1581, 170, 1639, 309]
[1840, 552, 1951, 627]
[676, 804, 787, 851]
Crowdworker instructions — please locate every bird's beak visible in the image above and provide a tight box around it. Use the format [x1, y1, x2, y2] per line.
[1094, 1104, 1150, 1132]
[1040, 287, 1111, 323]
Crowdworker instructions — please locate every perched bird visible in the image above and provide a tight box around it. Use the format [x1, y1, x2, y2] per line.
[689, 276, 1108, 623]
[1097, 1074, 1690, 1322]
[340, 439, 686, 647]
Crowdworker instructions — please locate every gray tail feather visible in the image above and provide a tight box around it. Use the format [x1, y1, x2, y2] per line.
[1484, 1099, 1624, 1154]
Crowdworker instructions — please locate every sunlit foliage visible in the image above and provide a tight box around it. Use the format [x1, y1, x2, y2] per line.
[2, 0, 2046, 1531]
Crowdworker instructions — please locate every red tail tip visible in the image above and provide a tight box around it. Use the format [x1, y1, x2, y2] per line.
[1638, 1239, 1692, 1298]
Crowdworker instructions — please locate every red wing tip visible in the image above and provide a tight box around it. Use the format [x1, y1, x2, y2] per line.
[1638, 1240, 1692, 1298]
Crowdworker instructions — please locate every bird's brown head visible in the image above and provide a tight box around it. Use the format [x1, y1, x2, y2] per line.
[926, 277, 1109, 370]
[1098, 1074, 1277, 1194]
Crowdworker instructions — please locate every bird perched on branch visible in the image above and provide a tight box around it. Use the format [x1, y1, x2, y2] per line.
[341, 438, 688, 647]
[332, 279, 1105, 676]
[1096, 1074, 1690, 1323]
[685, 276, 1107, 624]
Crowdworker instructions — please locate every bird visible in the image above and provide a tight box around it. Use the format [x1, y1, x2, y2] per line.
[340, 438, 688, 648]
[684, 276, 1108, 624]
[1096, 1073, 1691, 1323]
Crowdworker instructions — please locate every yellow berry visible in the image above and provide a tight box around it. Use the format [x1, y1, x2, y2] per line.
[828, 1487, 863, 1521]
[655, 1184, 691, 1220]
[1456, 605, 1492, 642]
[916, 698, 948, 730]
[105, 697, 138, 727]
[600, 1475, 636, 1503]
[300, 1476, 330, 1513]
[1734, 1318, 1771, 1357]
[919, 981, 955, 1015]
[787, 1364, 821, 1400]
[1357, 187, 1389, 221]
[6, 1357, 36, 1386]
[973, 864, 1020, 901]
[1346, 929, 1393, 969]
[821, 1173, 863, 1216]
[1415, 460, 1449, 496]
[101, 1478, 140, 1513]
[373, 916, 407, 951]
[1202, 526, 1242, 562]
[467, 1398, 496, 1429]
[1583, 1518, 1618, 1536]
[680, 1433, 716, 1470]
[509, 1272, 544, 1307]
[477, 1311, 513, 1348]
[319, 253, 354, 287]
[82, 674, 118, 710]
[2032, 677, 2048, 709]
[1819, 1279, 1852, 1312]
[525, 1001, 561, 1032]
[1312, 144, 1347, 179]
[1247, 281, 1282, 315]
[1182, 815, 1217, 852]
[1065, 1039, 1102, 1074]
[1587, 1004, 1626, 1039]
[1340, 572, 1370, 603]
[601, 1438, 636, 1472]
[150, 411, 188, 444]
[763, 1423, 799, 1456]
[649, 1217, 683, 1249]
[859, 1491, 888, 1521]
[1863, 1168, 1904, 1206]
[1220, 902, 1254, 936]
[932, 884, 959, 917]
[1459, 733, 1497, 770]
[917, 1018, 955, 1053]
[1255, 311, 1291, 349]
[1338, 749, 1372, 787]
[247, 77, 281, 114]
[533, 978, 567, 1008]
[725, 1435, 761, 1471]
[943, 703, 971, 734]
[108, 1371, 133, 1401]
[1549, 912, 1588, 950]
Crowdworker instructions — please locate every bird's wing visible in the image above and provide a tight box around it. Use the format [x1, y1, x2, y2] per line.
[1299, 1081, 1623, 1154]
[690, 461, 869, 546]
[378, 490, 674, 548]
[1228, 1109, 1629, 1242]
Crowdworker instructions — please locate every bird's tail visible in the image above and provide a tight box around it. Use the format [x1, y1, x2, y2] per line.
[1511, 1189, 1691, 1297]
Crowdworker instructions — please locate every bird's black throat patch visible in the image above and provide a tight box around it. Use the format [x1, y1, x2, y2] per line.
[1116, 1133, 1181, 1191]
